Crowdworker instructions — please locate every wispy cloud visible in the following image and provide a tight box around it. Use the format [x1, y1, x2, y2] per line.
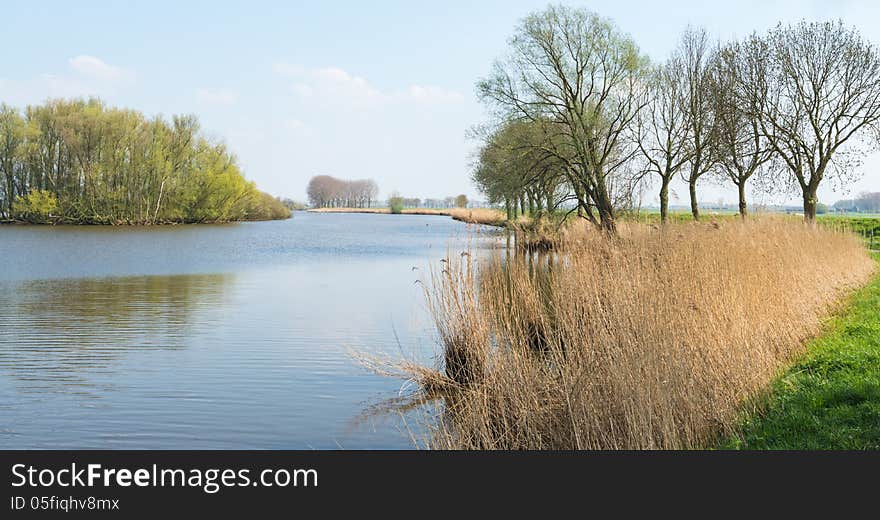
[68, 55, 134, 83]
[273, 62, 463, 108]
[403, 85, 464, 104]
[196, 88, 238, 105]
[284, 118, 315, 137]
[0, 56, 135, 105]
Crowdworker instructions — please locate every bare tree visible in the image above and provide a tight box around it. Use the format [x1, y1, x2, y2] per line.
[678, 27, 717, 221]
[710, 42, 776, 219]
[477, 5, 649, 234]
[306, 175, 379, 208]
[743, 20, 880, 222]
[636, 56, 691, 223]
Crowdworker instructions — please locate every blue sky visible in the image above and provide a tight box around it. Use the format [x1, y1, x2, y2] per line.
[2, 0, 879, 206]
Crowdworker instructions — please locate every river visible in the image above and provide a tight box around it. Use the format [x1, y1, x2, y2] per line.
[0, 212, 494, 448]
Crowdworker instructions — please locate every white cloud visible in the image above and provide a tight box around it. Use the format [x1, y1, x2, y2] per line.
[272, 62, 463, 108]
[68, 55, 134, 83]
[284, 118, 315, 137]
[196, 88, 238, 105]
[403, 85, 464, 104]
[0, 55, 137, 107]
[0, 55, 136, 104]
[291, 83, 314, 97]
[272, 62, 305, 77]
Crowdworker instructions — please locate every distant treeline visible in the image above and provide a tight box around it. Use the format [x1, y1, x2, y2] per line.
[832, 192, 880, 213]
[390, 195, 469, 209]
[306, 175, 378, 208]
[0, 98, 289, 224]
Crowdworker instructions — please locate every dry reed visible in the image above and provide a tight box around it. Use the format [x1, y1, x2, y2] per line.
[384, 217, 876, 449]
[309, 206, 506, 226]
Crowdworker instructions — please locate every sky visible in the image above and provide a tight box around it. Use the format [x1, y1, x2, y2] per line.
[1, 0, 879, 206]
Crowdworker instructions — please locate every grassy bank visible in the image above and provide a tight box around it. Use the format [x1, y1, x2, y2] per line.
[308, 207, 506, 226]
[721, 252, 880, 450]
[368, 218, 875, 449]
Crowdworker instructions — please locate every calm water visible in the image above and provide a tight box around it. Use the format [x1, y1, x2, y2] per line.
[0, 213, 495, 448]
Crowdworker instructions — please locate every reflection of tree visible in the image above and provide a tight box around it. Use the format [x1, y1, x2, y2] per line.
[0, 273, 232, 392]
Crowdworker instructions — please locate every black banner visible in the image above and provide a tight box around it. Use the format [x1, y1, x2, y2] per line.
[1, 451, 876, 517]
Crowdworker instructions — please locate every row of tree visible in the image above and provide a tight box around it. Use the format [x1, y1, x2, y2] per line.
[385, 194, 470, 209]
[832, 192, 880, 213]
[306, 175, 379, 208]
[473, 6, 880, 232]
[0, 98, 289, 224]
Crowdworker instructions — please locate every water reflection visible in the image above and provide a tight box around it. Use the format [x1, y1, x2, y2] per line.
[0, 214, 501, 448]
[0, 273, 232, 393]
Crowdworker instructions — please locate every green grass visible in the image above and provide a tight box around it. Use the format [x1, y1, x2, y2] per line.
[818, 215, 880, 247]
[721, 253, 880, 449]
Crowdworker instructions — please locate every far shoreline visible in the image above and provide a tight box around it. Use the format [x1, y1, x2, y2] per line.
[307, 207, 507, 227]
[0, 215, 292, 227]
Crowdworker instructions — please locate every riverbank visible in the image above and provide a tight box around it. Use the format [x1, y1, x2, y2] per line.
[721, 252, 880, 449]
[369, 218, 876, 449]
[308, 207, 506, 227]
[0, 214, 291, 226]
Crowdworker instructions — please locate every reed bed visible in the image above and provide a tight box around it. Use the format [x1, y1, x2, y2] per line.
[309, 207, 506, 226]
[446, 208, 507, 227]
[386, 218, 876, 449]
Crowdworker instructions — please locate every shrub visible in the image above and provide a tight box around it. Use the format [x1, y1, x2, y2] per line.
[389, 196, 404, 214]
[12, 189, 58, 223]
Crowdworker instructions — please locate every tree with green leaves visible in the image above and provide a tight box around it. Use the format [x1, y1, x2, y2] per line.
[0, 98, 288, 224]
[472, 119, 567, 221]
[477, 5, 650, 234]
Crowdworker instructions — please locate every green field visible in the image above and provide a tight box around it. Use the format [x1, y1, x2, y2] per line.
[721, 252, 880, 449]
[819, 215, 880, 243]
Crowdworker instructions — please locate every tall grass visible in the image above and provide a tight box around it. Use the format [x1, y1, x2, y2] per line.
[309, 206, 506, 226]
[385, 218, 876, 449]
[446, 208, 506, 227]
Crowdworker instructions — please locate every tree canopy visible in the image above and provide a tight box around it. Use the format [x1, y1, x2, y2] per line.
[0, 98, 289, 224]
[306, 175, 378, 208]
[472, 8, 880, 228]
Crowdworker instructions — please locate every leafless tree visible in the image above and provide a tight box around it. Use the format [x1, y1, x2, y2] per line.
[306, 175, 378, 208]
[709, 42, 776, 219]
[742, 20, 880, 222]
[678, 27, 718, 221]
[636, 55, 691, 223]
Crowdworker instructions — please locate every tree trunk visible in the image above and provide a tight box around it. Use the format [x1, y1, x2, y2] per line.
[803, 189, 817, 223]
[573, 182, 585, 218]
[689, 179, 700, 221]
[659, 178, 670, 224]
[598, 204, 616, 235]
[738, 182, 747, 220]
[594, 188, 617, 236]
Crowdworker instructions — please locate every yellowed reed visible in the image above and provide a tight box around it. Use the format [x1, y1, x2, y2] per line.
[446, 207, 506, 226]
[309, 207, 506, 226]
[412, 218, 875, 449]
